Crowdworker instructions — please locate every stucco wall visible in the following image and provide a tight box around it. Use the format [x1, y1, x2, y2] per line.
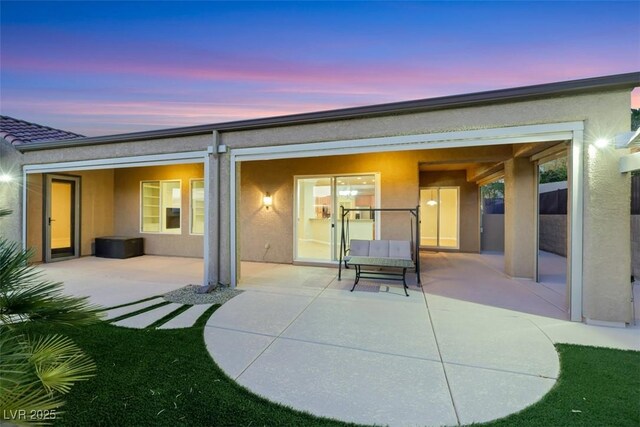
[582, 145, 632, 323]
[0, 139, 22, 243]
[113, 164, 204, 258]
[26, 170, 114, 261]
[539, 215, 567, 256]
[504, 158, 536, 278]
[21, 134, 211, 165]
[418, 170, 479, 252]
[220, 91, 631, 150]
[481, 214, 504, 252]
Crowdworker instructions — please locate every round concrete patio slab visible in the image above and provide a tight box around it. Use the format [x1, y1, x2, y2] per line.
[204, 264, 562, 426]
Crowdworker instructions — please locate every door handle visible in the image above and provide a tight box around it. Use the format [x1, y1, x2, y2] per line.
[48, 217, 55, 225]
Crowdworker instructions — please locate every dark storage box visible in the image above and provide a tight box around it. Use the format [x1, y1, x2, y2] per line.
[95, 236, 143, 259]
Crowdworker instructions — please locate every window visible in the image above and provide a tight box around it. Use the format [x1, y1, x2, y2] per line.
[141, 180, 181, 233]
[190, 179, 205, 234]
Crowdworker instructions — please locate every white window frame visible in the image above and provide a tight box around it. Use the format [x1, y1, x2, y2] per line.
[190, 178, 205, 235]
[140, 179, 182, 234]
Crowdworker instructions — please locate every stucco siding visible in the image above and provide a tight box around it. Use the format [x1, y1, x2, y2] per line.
[221, 91, 630, 149]
[0, 139, 22, 243]
[113, 164, 204, 258]
[539, 215, 567, 257]
[21, 134, 211, 165]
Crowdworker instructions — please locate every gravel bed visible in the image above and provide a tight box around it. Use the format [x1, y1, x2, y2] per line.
[163, 285, 243, 305]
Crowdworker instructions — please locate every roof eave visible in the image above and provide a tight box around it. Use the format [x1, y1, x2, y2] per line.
[16, 71, 640, 152]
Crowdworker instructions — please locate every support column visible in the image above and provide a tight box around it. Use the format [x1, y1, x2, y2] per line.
[582, 142, 631, 325]
[504, 157, 536, 278]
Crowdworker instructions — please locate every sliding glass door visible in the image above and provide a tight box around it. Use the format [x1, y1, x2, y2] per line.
[420, 187, 459, 249]
[295, 174, 377, 262]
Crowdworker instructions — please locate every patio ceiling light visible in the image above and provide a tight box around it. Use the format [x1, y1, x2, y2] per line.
[263, 193, 273, 210]
[426, 188, 438, 206]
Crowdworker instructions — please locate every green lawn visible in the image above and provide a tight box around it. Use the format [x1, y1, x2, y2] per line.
[24, 307, 640, 426]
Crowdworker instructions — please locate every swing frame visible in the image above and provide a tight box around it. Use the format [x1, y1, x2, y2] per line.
[337, 205, 421, 285]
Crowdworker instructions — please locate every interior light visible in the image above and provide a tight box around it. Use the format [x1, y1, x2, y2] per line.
[263, 192, 273, 209]
[426, 188, 438, 206]
[594, 138, 609, 148]
[350, 190, 358, 196]
[0, 174, 12, 183]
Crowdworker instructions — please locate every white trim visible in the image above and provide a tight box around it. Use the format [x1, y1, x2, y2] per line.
[620, 151, 640, 173]
[236, 133, 575, 162]
[570, 130, 584, 322]
[614, 130, 640, 149]
[23, 151, 208, 174]
[230, 154, 237, 287]
[203, 156, 210, 286]
[21, 170, 27, 251]
[232, 122, 582, 160]
[228, 122, 584, 288]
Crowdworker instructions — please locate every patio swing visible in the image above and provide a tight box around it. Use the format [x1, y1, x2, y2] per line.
[337, 205, 421, 291]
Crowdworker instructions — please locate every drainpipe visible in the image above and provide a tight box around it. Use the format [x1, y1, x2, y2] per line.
[198, 130, 223, 293]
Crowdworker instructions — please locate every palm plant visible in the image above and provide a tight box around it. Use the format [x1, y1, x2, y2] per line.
[0, 209, 102, 425]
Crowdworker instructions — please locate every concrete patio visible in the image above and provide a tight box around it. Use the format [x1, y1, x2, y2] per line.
[40, 253, 640, 426]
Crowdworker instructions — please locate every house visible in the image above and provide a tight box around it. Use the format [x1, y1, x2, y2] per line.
[1, 72, 639, 326]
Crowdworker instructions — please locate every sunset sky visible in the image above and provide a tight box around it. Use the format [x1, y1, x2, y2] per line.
[1, 1, 639, 136]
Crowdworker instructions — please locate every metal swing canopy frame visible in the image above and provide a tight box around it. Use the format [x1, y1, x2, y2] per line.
[338, 205, 421, 285]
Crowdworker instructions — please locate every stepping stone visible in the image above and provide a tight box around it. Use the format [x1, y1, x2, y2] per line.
[103, 297, 163, 320]
[158, 304, 212, 329]
[113, 303, 183, 329]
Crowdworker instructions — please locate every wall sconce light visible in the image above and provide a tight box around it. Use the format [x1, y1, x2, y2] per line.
[594, 138, 610, 148]
[263, 192, 273, 210]
[0, 173, 13, 183]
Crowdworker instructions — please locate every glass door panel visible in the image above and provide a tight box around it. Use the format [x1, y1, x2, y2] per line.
[335, 175, 376, 259]
[51, 181, 73, 250]
[438, 188, 459, 248]
[420, 187, 459, 249]
[295, 177, 333, 261]
[45, 174, 80, 262]
[420, 188, 439, 246]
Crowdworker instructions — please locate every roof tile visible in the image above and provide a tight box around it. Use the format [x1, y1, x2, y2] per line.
[0, 115, 84, 145]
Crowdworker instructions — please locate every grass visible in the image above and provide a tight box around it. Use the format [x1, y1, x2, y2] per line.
[22, 309, 639, 427]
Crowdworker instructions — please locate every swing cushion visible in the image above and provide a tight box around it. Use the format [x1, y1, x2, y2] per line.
[389, 240, 412, 259]
[348, 240, 370, 257]
[368, 240, 389, 257]
[346, 239, 412, 261]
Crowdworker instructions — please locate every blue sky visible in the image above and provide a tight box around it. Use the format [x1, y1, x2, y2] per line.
[1, 1, 638, 136]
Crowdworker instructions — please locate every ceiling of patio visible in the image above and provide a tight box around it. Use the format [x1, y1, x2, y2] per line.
[418, 140, 568, 184]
